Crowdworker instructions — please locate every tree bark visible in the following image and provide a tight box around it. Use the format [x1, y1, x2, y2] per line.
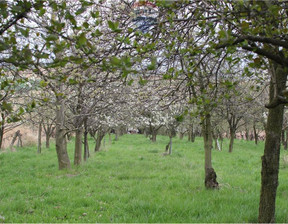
[258, 63, 286, 223]
[95, 129, 105, 152]
[55, 94, 70, 170]
[83, 118, 89, 162]
[285, 131, 288, 150]
[10, 130, 21, 150]
[74, 129, 82, 166]
[37, 121, 42, 154]
[115, 127, 120, 141]
[253, 124, 258, 145]
[151, 130, 157, 142]
[43, 124, 55, 149]
[168, 136, 172, 155]
[202, 112, 218, 189]
[228, 128, 235, 153]
[0, 113, 4, 150]
[45, 132, 50, 148]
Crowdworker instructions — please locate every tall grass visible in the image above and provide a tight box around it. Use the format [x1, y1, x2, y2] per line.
[0, 134, 287, 223]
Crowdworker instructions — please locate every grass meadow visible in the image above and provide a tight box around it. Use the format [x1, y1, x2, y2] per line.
[0, 134, 288, 223]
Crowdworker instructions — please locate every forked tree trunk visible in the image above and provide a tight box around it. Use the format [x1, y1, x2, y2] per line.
[74, 129, 82, 166]
[10, 130, 21, 150]
[45, 132, 50, 149]
[43, 125, 55, 149]
[202, 112, 218, 189]
[151, 131, 157, 142]
[258, 63, 286, 223]
[55, 95, 70, 170]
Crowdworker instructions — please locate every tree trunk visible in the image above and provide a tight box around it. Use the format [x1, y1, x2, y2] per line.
[95, 129, 105, 152]
[0, 126, 3, 150]
[191, 131, 195, 142]
[115, 127, 120, 141]
[151, 130, 157, 142]
[55, 95, 70, 170]
[83, 118, 89, 162]
[285, 131, 288, 150]
[245, 127, 249, 141]
[45, 132, 50, 148]
[0, 113, 4, 150]
[74, 129, 82, 166]
[228, 128, 235, 153]
[37, 121, 42, 154]
[109, 132, 112, 144]
[258, 63, 286, 223]
[43, 124, 54, 149]
[202, 113, 218, 189]
[168, 136, 172, 155]
[254, 124, 258, 145]
[10, 130, 21, 151]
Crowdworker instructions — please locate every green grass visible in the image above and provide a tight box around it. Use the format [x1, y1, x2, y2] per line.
[0, 134, 287, 223]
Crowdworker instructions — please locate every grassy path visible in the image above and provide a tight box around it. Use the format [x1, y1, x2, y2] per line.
[0, 134, 287, 222]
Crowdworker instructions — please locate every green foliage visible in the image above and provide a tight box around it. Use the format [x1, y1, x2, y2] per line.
[0, 135, 287, 222]
[107, 20, 121, 33]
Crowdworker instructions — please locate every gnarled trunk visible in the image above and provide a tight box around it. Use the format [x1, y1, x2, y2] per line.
[258, 63, 286, 223]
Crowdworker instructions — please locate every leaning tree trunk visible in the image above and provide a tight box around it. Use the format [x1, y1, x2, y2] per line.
[258, 63, 286, 223]
[95, 129, 105, 152]
[55, 95, 70, 170]
[202, 112, 218, 189]
[74, 129, 83, 166]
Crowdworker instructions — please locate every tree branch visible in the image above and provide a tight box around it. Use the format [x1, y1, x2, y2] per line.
[0, 5, 33, 36]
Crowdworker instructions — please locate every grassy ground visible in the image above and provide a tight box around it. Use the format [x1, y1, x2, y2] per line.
[0, 134, 287, 223]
